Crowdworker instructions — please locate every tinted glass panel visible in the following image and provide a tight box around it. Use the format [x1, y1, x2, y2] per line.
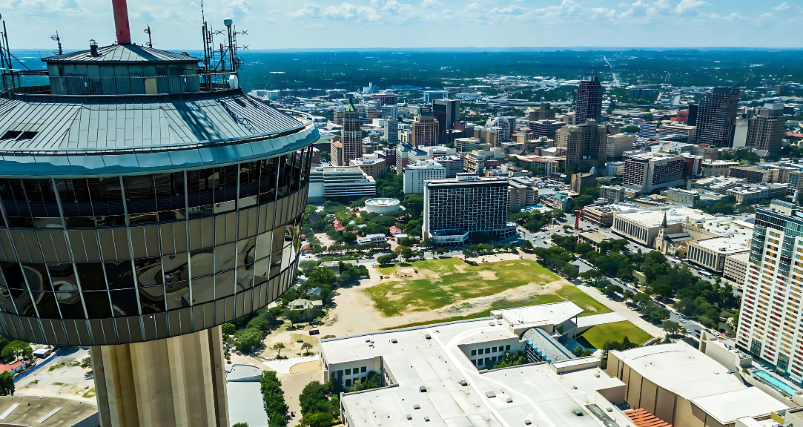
[55, 291, 85, 318]
[110, 289, 139, 316]
[139, 286, 165, 314]
[162, 253, 190, 284]
[187, 168, 215, 208]
[0, 262, 27, 289]
[190, 249, 214, 278]
[124, 175, 156, 214]
[77, 263, 107, 291]
[48, 264, 79, 293]
[21, 263, 51, 292]
[32, 291, 61, 318]
[84, 291, 113, 319]
[0, 179, 31, 218]
[259, 158, 277, 203]
[154, 172, 185, 213]
[88, 177, 124, 216]
[104, 262, 136, 289]
[239, 162, 261, 199]
[23, 179, 60, 218]
[56, 178, 94, 217]
[191, 275, 214, 304]
[214, 270, 235, 299]
[0, 287, 18, 313]
[165, 281, 190, 310]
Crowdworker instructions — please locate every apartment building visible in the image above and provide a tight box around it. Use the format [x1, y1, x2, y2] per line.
[423, 174, 514, 244]
[726, 183, 787, 204]
[403, 160, 446, 194]
[508, 177, 538, 212]
[350, 154, 386, 179]
[606, 134, 634, 160]
[410, 107, 439, 147]
[639, 122, 657, 138]
[472, 126, 499, 147]
[463, 148, 505, 174]
[432, 155, 462, 178]
[395, 142, 427, 172]
[729, 166, 776, 184]
[657, 123, 696, 143]
[308, 166, 376, 202]
[570, 172, 596, 193]
[581, 205, 614, 227]
[736, 200, 803, 385]
[665, 188, 700, 207]
[748, 109, 785, 154]
[599, 185, 626, 202]
[701, 160, 739, 177]
[723, 252, 750, 287]
[623, 153, 685, 193]
[556, 120, 607, 173]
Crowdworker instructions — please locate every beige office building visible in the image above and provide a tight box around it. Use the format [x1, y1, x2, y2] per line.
[687, 235, 750, 273]
[607, 343, 787, 427]
[410, 108, 440, 147]
[747, 110, 785, 154]
[341, 100, 363, 164]
[555, 120, 607, 173]
[723, 252, 750, 287]
[701, 160, 739, 177]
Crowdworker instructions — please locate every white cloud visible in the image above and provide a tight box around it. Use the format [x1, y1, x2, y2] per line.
[489, 4, 526, 14]
[324, 2, 381, 21]
[288, 2, 320, 18]
[466, 2, 483, 11]
[590, 7, 617, 19]
[773, 2, 790, 11]
[676, 0, 705, 14]
[757, 12, 774, 19]
[723, 12, 748, 20]
[654, 0, 671, 9]
[421, 0, 441, 7]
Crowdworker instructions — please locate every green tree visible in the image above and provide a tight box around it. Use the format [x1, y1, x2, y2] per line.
[1, 341, 31, 360]
[319, 151, 331, 162]
[261, 371, 288, 427]
[308, 268, 338, 285]
[234, 423, 250, 427]
[0, 372, 13, 396]
[80, 357, 92, 369]
[349, 371, 382, 392]
[221, 323, 237, 336]
[377, 253, 397, 266]
[663, 320, 681, 335]
[561, 264, 580, 281]
[234, 328, 263, 353]
[604, 284, 620, 298]
[272, 342, 286, 358]
[301, 342, 313, 355]
[300, 412, 334, 427]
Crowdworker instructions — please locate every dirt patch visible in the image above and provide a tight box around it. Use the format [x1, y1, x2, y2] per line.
[289, 361, 321, 374]
[477, 270, 498, 280]
[454, 264, 467, 273]
[384, 292, 403, 301]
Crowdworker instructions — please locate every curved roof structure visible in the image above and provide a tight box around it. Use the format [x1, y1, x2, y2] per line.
[0, 91, 319, 177]
[43, 44, 201, 63]
[366, 198, 400, 206]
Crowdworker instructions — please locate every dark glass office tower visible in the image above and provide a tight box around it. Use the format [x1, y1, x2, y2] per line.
[575, 73, 603, 124]
[695, 87, 740, 147]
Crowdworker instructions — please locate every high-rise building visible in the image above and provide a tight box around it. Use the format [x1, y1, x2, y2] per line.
[622, 153, 685, 193]
[0, 3, 316, 425]
[342, 98, 363, 163]
[410, 107, 440, 148]
[403, 160, 446, 194]
[695, 87, 740, 147]
[331, 137, 344, 165]
[747, 109, 785, 155]
[530, 119, 566, 140]
[555, 120, 607, 173]
[381, 104, 398, 119]
[487, 117, 512, 142]
[687, 104, 699, 127]
[528, 103, 556, 121]
[423, 174, 514, 245]
[735, 200, 803, 384]
[472, 126, 498, 147]
[384, 118, 399, 144]
[639, 122, 657, 139]
[606, 134, 634, 160]
[433, 99, 460, 143]
[575, 73, 603, 124]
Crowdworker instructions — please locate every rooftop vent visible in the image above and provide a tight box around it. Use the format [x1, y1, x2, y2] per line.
[459, 380, 468, 386]
[391, 339, 398, 344]
[419, 386, 426, 393]
[524, 421, 531, 425]
[89, 39, 99, 57]
[424, 334, 431, 340]
[485, 391, 496, 398]
[413, 404, 421, 410]
[573, 410, 583, 417]
[424, 417, 430, 422]
[406, 414, 412, 420]
[506, 398, 513, 403]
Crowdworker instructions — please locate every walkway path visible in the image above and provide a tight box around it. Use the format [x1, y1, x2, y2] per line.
[575, 284, 664, 338]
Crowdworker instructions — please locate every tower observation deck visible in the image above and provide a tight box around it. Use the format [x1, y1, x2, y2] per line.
[0, 1, 319, 425]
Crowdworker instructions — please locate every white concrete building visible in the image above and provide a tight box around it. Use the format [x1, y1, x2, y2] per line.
[403, 160, 446, 194]
[623, 153, 685, 193]
[687, 235, 750, 273]
[320, 302, 636, 427]
[357, 234, 388, 245]
[309, 166, 376, 202]
[701, 160, 739, 177]
[723, 252, 750, 287]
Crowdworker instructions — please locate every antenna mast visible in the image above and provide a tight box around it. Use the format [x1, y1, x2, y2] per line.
[51, 31, 62, 55]
[144, 25, 152, 48]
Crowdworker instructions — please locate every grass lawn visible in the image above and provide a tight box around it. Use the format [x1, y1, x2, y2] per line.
[575, 321, 652, 349]
[365, 258, 559, 316]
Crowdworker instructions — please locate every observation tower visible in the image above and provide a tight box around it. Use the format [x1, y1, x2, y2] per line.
[0, 0, 318, 425]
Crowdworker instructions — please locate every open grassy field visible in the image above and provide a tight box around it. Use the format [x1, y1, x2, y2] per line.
[367, 258, 611, 319]
[576, 321, 652, 349]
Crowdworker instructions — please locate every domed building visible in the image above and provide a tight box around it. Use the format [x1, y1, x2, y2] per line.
[0, 2, 317, 426]
[364, 198, 402, 214]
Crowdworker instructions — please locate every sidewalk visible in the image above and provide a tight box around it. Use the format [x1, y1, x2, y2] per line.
[575, 284, 665, 338]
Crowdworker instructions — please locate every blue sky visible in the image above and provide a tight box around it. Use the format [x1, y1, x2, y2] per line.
[4, 0, 802, 50]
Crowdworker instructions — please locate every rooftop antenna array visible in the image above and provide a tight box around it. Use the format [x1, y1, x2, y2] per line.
[0, 15, 45, 92]
[51, 31, 63, 55]
[144, 25, 152, 48]
[199, 8, 247, 91]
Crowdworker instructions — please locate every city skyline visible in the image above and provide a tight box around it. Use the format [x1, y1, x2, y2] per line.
[2, 0, 802, 50]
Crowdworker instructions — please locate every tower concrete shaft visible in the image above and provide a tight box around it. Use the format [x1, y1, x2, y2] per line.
[91, 326, 229, 427]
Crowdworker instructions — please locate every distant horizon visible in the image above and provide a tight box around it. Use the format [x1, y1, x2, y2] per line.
[13, 46, 803, 53]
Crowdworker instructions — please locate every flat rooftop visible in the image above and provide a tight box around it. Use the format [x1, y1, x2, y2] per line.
[694, 236, 750, 255]
[323, 316, 636, 427]
[490, 301, 583, 328]
[611, 344, 788, 420]
[0, 396, 97, 426]
[614, 207, 713, 229]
